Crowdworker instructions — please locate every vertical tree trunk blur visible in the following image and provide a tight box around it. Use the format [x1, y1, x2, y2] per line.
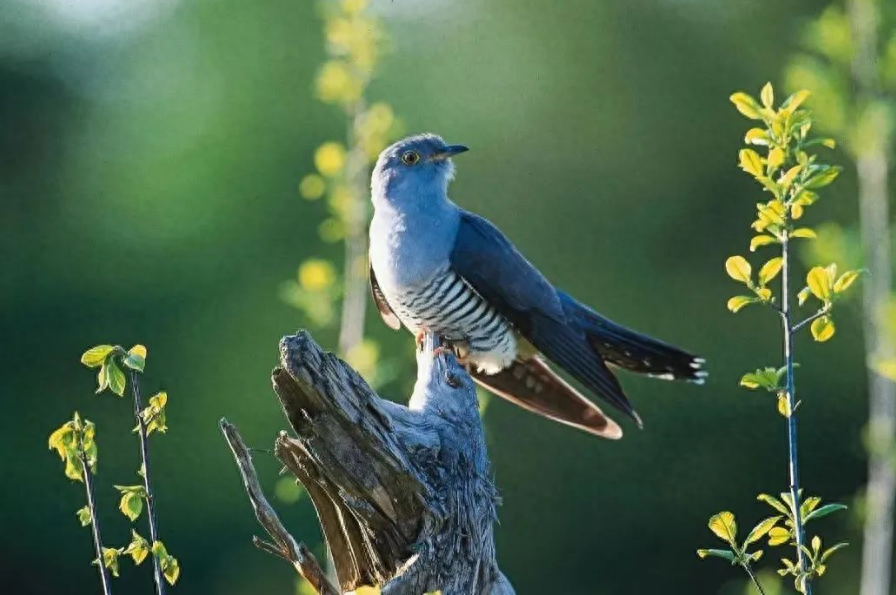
[337, 103, 371, 358]
[849, 2, 896, 595]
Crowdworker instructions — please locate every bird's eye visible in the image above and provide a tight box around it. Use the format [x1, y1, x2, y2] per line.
[401, 150, 421, 165]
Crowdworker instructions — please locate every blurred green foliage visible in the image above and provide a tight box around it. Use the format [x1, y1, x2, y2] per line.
[0, 0, 873, 593]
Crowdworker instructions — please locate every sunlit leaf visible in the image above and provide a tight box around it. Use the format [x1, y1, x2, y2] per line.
[122, 345, 146, 373]
[781, 90, 811, 114]
[728, 296, 757, 313]
[739, 149, 764, 177]
[777, 393, 792, 418]
[731, 92, 764, 119]
[708, 511, 738, 545]
[76, 506, 92, 527]
[806, 267, 832, 301]
[811, 316, 835, 342]
[697, 548, 737, 563]
[758, 257, 783, 285]
[760, 82, 774, 109]
[806, 166, 842, 189]
[804, 503, 847, 522]
[768, 526, 791, 546]
[725, 256, 752, 284]
[833, 269, 862, 293]
[768, 147, 785, 169]
[81, 345, 115, 368]
[745, 128, 770, 146]
[820, 542, 849, 563]
[750, 235, 777, 251]
[745, 516, 782, 545]
[791, 228, 817, 239]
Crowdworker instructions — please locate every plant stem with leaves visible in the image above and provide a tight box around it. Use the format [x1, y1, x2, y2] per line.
[80, 428, 114, 595]
[129, 370, 165, 595]
[700, 82, 857, 594]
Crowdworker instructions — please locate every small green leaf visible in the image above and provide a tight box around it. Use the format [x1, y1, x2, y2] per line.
[758, 257, 783, 286]
[708, 511, 738, 545]
[767, 147, 785, 169]
[806, 166, 842, 189]
[781, 89, 811, 113]
[820, 542, 848, 563]
[811, 316, 835, 342]
[152, 541, 181, 585]
[833, 270, 863, 294]
[731, 92, 764, 120]
[768, 526, 791, 546]
[760, 82, 774, 109]
[124, 530, 150, 565]
[791, 228, 817, 239]
[745, 128, 770, 146]
[806, 267, 832, 301]
[107, 361, 127, 396]
[81, 346, 115, 368]
[804, 503, 847, 522]
[76, 506, 92, 527]
[745, 516, 782, 546]
[728, 296, 757, 313]
[697, 548, 737, 563]
[777, 393, 792, 418]
[725, 256, 753, 285]
[739, 149, 764, 177]
[123, 345, 147, 372]
[800, 496, 821, 519]
[99, 547, 121, 578]
[750, 235, 777, 251]
[115, 485, 147, 521]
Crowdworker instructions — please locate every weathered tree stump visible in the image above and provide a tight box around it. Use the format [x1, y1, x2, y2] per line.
[221, 331, 514, 595]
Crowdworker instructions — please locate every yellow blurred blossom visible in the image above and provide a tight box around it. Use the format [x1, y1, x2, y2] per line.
[345, 338, 380, 379]
[316, 60, 362, 105]
[299, 174, 327, 200]
[341, 0, 368, 15]
[298, 259, 336, 292]
[314, 142, 347, 177]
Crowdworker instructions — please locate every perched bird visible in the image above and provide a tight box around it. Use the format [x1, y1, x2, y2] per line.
[368, 133, 705, 438]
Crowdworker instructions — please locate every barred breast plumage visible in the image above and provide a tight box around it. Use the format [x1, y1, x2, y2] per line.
[390, 266, 517, 374]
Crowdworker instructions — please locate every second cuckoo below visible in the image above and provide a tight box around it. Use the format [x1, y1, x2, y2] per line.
[368, 133, 706, 439]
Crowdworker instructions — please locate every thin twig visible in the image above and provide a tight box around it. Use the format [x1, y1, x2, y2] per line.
[792, 306, 831, 333]
[79, 439, 113, 595]
[742, 563, 768, 595]
[220, 418, 340, 595]
[781, 236, 812, 594]
[129, 371, 165, 595]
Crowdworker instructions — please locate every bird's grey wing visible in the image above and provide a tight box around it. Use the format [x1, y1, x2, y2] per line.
[449, 210, 565, 325]
[451, 210, 639, 424]
[369, 264, 401, 330]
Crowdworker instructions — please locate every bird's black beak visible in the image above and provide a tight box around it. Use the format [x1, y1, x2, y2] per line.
[431, 144, 469, 161]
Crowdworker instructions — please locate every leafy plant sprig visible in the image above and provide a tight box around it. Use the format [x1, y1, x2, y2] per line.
[48, 343, 178, 594]
[699, 83, 858, 594]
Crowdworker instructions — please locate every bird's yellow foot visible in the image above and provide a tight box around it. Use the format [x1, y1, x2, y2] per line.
[415, 330, 426, 351]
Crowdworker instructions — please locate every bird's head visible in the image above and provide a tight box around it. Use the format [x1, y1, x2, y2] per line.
[371, 133, 468, 207]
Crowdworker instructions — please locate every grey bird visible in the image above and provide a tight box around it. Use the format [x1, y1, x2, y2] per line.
[368, 133, 705, 439]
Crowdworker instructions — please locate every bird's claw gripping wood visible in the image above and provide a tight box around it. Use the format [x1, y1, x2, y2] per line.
[222, 330, 514, 595]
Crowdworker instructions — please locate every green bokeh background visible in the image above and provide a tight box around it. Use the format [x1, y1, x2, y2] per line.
[0, 0, 874, 593]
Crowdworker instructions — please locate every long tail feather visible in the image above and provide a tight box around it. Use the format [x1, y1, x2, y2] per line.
[558, 291, 707, 383]
[471, 357, 623, 439]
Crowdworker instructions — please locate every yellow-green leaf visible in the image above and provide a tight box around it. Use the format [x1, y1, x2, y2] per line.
[756, 287, 772, 300]
[750, 235, 777, 251]
[123, 345, 146, 373]
[811, 316, 835, 342]
[739, 149, 764, 177]
[791, 228, 816, 239]
[758, 257, 783, 286]
[708, 511, 738, 544]
[806, 267, 832, 301]
[100, 547, 121, 578]
[768, 147, 785, 169]
[760, 82, 774, 109]
[745, 515, 783, 546]
[806, 166, 842, 189]
[780, 165, 802, 189]
[124, 530, 150, 565]
[745, 128, 770, 146]
[778, 393, 792, 418]
[834, 270, 862, 293]
[725, 256, 752, 284]
[731, 92, 763, 119]
[768, 526, 791, 546]
[728, 296, 757, 313]
[107, 361, 127, 397]
[77, 506, 92, 527]
[81, 345, 115, 368]
[781, 89, 811, 114]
